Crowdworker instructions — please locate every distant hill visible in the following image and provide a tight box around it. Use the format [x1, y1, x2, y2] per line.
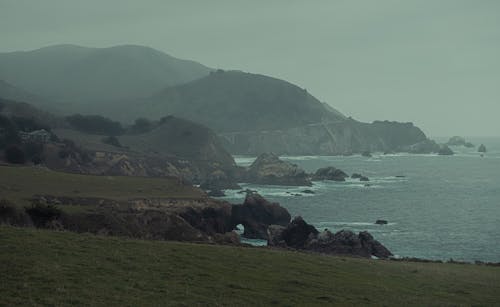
[0, 80, 47, 104]
[134, 70, 345, 132]
[0, 45, 212, 107]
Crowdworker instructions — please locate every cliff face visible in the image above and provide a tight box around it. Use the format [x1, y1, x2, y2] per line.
[220, 119, 428, 155]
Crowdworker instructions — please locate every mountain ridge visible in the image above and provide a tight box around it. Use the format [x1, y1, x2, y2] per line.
[0, 44, 213, 107]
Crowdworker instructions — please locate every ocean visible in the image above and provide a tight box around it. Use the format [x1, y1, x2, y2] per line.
[223, 137, 500, 262]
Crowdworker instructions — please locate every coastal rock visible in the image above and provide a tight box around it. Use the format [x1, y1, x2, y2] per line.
[361, 151, 372, 157]
[306, 229, 393, 258]
[438, 145, 454, 156]
[446, 136, 474, 148]
[358, 231, 393, 258]
[200, 169, 241, 191]
[312, 166, 348, 181]
[267, 224, 287, 247]
[375, 219, 388, 225]
[478, 144, 487, 153]
[405, 139, 441, 154]
[359, 176, 370, 182]
[244, 153, 311, 186]
[301, 189, 315, 194]
[220, 119, 429, 156]
[279, 216, 319, 249]
[231, 193, 291, 240]
[268, 216, 393, 258]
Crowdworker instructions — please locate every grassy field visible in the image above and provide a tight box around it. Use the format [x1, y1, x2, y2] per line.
[0, 165, 204, 208]
[1, 226, 499, 306]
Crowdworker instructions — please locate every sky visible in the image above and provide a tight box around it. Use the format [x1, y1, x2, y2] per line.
[1, 0, 499, 137]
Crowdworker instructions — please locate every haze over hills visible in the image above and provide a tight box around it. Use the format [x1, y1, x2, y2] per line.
[0, 79, 46, 105]
[0, 44, 437, 155]
[0, 44, 212, 108]
[137, 70, 346, 132]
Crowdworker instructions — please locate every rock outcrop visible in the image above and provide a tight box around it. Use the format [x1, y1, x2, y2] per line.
[446, 136, 474, 148]
[220, 119, 430, 156]
[438, 145, 454, 156]
[231, 193, 291, 239]
[3, 195, 238, 244]
[478, 144, 487, 153]
[243, 153, 311, 186]
[312, 166, 348, 181]
[405, 139, 441, 154]
[268, 216, 392, 258]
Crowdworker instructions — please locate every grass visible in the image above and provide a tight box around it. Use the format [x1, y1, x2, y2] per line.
[0, 165, 204, 208]
[1, 226, 500, 306]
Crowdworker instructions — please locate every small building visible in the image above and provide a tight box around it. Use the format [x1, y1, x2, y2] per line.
[19, 129, 51, 144]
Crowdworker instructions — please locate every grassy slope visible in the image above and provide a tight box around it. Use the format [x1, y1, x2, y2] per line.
[0, 165, 204, 208]
[1, 226, 499, 306]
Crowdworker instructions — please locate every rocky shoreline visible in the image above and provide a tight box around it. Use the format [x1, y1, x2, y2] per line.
[0, 191, 393, 259]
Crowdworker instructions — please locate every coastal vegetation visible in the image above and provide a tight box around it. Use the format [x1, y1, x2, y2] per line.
[1, 226, 500, 306]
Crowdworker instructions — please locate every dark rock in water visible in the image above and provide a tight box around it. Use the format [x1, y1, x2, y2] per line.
[395, 175, 406, 178]
[207, 189, 225, 197]
[438, 145, 454, 155]
[478, 144, 487, 153]
[244, 153, 312, 186]
[446, 136, 474, 148]
[361, 151, 372, 157]
[358, 231, 393, 258]
[231, 193, 291, 240]
[307, 229, 392, 258]
[352, 173, 369, 181]
[293, 193, 302, 197]
[301, 189, 315, 194]
[405, 139, 441, 154]
[268, 218, 393, 258]
[280, 216, 319, 249]
[375, 219, 388, 225]
[312, 166, 348, 181]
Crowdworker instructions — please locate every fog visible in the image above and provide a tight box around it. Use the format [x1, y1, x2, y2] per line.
[1, 0, 499, 136]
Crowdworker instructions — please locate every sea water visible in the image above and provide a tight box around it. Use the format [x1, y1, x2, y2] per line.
[223, 137, 500, 262]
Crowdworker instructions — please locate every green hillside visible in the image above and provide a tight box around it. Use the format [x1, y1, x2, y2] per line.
[0, 165, 204, 208]
[139, 70, 345, 132]
[1, 226, 499, 306]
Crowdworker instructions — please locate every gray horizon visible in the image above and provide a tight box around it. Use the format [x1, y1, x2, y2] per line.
[1, 0, 499, 137]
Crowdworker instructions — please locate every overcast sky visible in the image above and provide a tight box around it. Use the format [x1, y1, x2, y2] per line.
[1, 0, 499, 137]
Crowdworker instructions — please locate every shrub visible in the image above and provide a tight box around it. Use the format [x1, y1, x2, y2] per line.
[130, 118, 153, 134]
[11, 116, 49, 132]
[0, 115, 20, 149]
[4, 145, 25, 164]
[66, 114, 124, 135]
[102, 135, 122, 147]
[25, 203, 62, 227]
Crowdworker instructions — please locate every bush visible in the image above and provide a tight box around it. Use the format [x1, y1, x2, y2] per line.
[130, 118, 153, 134]
[66, 114, 124, 136]
[25, 203, 62, 227]
[11, 116, 49, 132]
[102, 136, 122, 147]
[4, 145, 25, 164]
[0, 115, 20, 149]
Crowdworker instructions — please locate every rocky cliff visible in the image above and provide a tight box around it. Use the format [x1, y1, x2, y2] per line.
[220, 118, 429, 155]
